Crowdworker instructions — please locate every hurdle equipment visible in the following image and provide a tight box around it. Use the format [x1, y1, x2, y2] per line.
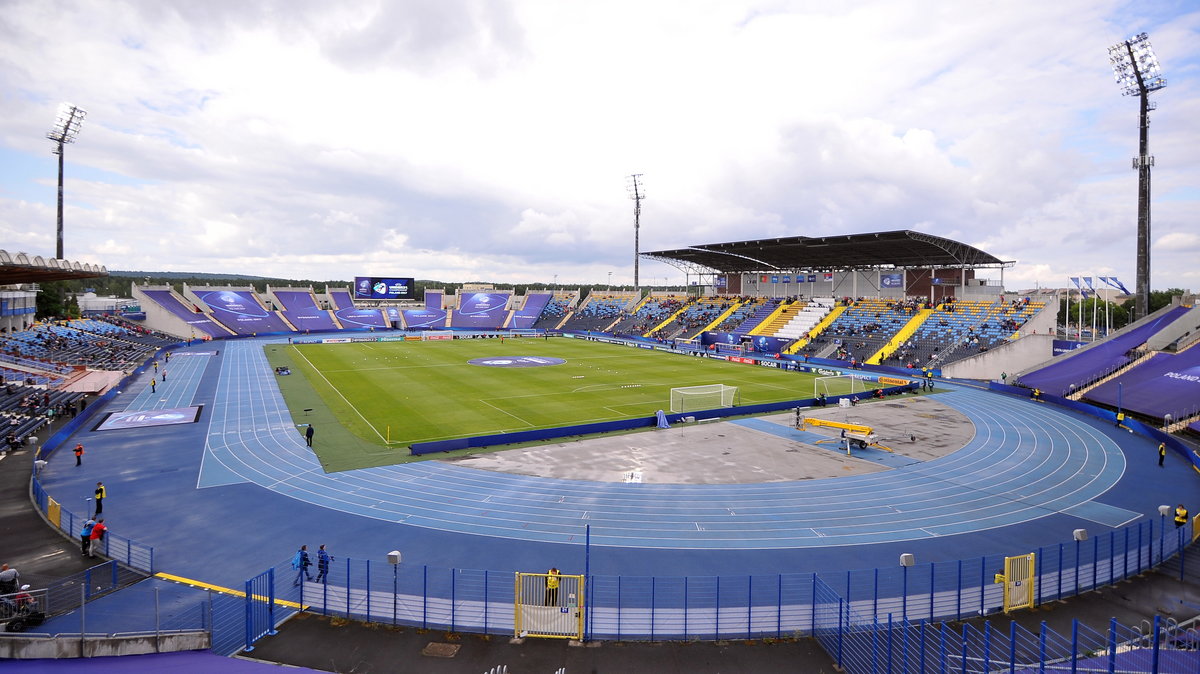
[799, 417, 895, 454]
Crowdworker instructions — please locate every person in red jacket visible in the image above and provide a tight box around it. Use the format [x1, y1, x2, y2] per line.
[88, 518, 107, 558]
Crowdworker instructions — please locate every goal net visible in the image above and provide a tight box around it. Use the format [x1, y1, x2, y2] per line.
[813, 375, 866, 399]
[670, 384, 740, 413]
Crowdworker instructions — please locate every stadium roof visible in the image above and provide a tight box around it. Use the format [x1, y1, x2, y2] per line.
[642, 230, 1008, 274]
[0, 249, 108, 285]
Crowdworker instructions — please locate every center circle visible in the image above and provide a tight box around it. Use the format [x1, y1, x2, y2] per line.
[467, 356, 567, 368]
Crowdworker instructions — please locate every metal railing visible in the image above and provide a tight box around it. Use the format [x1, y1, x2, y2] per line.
[31, 477, 155, 573]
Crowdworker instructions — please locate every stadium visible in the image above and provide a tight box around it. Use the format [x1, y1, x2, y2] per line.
[3, 220, 1200, 672]
[3, 5, 1200, 673]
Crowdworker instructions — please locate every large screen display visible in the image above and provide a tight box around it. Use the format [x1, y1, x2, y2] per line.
[354, 277, 415, 300]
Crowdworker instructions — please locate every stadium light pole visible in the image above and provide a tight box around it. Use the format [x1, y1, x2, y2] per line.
[1108, 33, 1166, 320]
[46, 103, 88, 260]
[627, 174, 645, 290]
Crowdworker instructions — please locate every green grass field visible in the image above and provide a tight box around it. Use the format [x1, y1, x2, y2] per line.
[266, 337, 862, 471]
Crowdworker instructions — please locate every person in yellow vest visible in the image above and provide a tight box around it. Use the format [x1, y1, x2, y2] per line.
[1175, 504, 1188, 529]
[544, 567, 560, 606]
[1159, 442, 1167, 467]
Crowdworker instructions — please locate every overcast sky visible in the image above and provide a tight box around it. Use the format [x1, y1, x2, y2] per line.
[1, 1, 1196, 291]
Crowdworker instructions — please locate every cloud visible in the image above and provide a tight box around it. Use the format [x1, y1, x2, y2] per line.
[0, 0, 1196, 292]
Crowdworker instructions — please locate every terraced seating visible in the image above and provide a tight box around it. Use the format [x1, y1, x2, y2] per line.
[733, 300, 780, 335]
[532, 294, 575, 330]
[561, 294, 635, 332]
[900, 299, 1048, 367]
[816, 298, 916, 363]
[774, 298, 835, 340]
[647, 297, 730, 340]
[510, 293, 553, 329]
[711, 298, 763, 333]
[608, 295, 687, 336]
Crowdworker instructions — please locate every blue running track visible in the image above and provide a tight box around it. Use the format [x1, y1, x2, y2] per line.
[38, 339, 1199, 588]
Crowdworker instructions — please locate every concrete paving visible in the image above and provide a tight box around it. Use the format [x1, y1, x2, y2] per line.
[445, 395, 972, 483]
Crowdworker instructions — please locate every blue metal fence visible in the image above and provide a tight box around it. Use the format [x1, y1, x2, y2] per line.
[816, 585, 1196, 673]
[238, 518, 1193, 654]
[31, 476, 155, 573]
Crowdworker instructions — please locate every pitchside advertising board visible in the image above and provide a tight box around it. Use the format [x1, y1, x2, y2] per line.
[354, 276, 415, 300]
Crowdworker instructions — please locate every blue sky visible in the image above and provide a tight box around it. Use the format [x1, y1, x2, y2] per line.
[0, 1, 1197, 291]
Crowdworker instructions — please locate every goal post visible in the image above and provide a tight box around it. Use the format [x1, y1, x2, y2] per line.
[670, 384, 740, 413]
[813, 375, 865, 399]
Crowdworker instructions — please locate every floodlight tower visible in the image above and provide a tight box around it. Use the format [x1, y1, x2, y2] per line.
[1109, 33, 1166, 320]
[46, 103, 87, 260]
[627, 174, 645, 290]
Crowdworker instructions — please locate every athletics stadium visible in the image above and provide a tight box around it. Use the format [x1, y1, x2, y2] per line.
[3, 229, 1200, 672]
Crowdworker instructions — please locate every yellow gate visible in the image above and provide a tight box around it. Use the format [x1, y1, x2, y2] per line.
[514, 571, 584, 640]
[995, 553, 1036, 612]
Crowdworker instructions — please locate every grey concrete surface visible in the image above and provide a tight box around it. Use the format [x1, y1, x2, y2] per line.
[444, 395, 973, 483]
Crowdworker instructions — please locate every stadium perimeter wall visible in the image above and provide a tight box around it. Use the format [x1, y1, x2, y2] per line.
[941, 333, 1054, 381]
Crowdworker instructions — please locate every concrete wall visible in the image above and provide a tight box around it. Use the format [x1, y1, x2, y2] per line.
[131, 284, 199, 339]
[942, 334, 1055, 381]
[0, 631, 209, 659]
[1146, 301, 1199, 351]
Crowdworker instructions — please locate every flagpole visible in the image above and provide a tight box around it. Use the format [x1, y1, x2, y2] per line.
[1090, 278, 1098, 342]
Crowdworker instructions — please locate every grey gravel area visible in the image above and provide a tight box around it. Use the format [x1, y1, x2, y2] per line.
[444, 394, 973, 484]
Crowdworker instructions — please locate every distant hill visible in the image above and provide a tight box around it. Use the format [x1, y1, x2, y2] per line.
[110, 270, 269, 281]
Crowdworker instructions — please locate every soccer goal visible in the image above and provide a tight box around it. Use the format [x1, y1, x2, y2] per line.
[670, 384, 740, 413]
[813, 375, 866, 399]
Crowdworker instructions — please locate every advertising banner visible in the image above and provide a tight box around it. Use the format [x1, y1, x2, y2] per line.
[749, 335, 791, 353]
[1052, 339, 1087, 356]
[701, 331, 743, 347]
[880, 273, 903, 289]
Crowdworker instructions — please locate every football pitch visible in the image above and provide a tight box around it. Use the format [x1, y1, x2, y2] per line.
[268, 337, 857, 470]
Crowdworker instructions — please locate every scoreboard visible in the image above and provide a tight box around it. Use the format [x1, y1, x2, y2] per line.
[353, 277, 415, 300]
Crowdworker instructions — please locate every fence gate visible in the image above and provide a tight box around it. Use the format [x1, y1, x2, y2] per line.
[999, 553, 1036, 612]
[514, 571, 584, 640]
[243, 568, 277, 652]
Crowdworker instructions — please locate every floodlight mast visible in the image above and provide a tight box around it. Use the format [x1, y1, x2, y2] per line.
[46, 103, 87, 260]
[1109, 33, 1165, 320]
[627, 174, 645, 290]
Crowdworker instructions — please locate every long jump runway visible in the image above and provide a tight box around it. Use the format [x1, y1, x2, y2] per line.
[38, 339, 1200, 588]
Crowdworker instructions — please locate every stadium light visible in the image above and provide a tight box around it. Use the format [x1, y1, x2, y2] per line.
[1108, 33, 1166, 320]
[46, 102, 88, 260]
[627, 174, 645, 290]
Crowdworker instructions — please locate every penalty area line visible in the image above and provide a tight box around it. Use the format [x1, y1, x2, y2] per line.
[290, 345, 388, 444]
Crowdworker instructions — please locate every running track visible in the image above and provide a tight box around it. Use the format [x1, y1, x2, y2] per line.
[38, 339, 1198, 587]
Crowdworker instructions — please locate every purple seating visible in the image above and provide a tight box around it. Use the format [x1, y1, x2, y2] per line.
[734, 301, 779, 335]
[510, 293, 552, 329]
[1020, 305, 1191, 395]
[141, 290, 231, 338]
[1084, 348, 1200, 420]
[194, 290, 292, 336]
[273, 290, 337, 332]
[451, 293, 511, 329]
[328, 290, 389, 329]
[401, 309, 447, 329]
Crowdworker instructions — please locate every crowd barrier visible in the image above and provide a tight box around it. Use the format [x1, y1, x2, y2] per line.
[31, 477, 155, 574]
[242, 517, 1194, 650]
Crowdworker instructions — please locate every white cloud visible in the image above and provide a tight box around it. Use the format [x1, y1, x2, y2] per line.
[0, 0, 1196, 292]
